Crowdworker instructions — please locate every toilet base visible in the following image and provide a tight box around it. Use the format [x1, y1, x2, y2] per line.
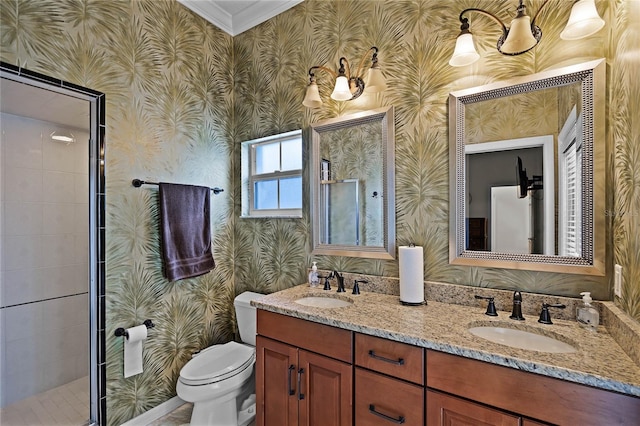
[187, 370, 256, 426]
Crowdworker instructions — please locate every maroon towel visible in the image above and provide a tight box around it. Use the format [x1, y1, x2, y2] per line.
[159, 183, 215, 281]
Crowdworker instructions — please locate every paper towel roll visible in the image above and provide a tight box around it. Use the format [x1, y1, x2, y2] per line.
[399, 245, 424, 305]
[124, 324, 147, 378]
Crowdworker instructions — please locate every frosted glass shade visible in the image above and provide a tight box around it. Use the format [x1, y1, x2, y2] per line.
[302, 81, 322, 108]
[501, 15, 538, 54]
[331, 75, 353, 101]
[364, 66, 387, 93]
[449, 33, 480, 67]
[560, 0, 605, 40]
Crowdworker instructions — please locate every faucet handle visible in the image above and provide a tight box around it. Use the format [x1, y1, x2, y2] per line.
[353, 279, 367, 295]
[538, 303, 566, 324]
[317, 274, 331, 291]
[474, 295, 498, 316]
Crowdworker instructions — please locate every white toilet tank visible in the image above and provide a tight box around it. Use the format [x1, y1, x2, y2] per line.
[234, 291, 264, 346]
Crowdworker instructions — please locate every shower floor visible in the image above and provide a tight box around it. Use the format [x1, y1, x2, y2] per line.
[0, 376, 89, 426]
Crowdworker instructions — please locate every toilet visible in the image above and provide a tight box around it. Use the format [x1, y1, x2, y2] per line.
[177, 291, 264, 426]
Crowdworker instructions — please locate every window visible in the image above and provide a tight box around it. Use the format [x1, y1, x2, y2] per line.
[558, 108, 582, 257]
[241, 130, 302, 217]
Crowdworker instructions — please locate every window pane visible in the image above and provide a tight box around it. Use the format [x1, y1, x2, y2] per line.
[254, 180, 278, 209]
[280, 176, 302, 209]
[281, 138, 302, 171]
[255, 142, 281, 174]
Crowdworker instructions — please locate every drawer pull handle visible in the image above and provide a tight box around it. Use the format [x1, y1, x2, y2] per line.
[288, 365, 295, 396]
[369, 404, 405, 424]
[368, 350, 405, 365]
[297, 367, 305, 400]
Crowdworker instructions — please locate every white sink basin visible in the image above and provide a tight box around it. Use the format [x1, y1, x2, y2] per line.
[468, 326, 576, 353]
[295, 296, 353, 308]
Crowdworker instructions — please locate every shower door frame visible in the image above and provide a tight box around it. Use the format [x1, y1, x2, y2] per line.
[0, 61, 106, 426]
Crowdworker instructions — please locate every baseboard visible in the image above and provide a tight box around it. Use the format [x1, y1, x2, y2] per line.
[121, 396, 186, 426]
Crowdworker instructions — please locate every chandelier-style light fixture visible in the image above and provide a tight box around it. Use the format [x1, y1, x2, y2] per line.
[449, 0, 605, 67]
[302, 46, 387, 108]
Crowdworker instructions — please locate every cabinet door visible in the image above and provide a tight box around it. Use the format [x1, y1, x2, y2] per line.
[427, 390, 520, 426]
[355, 368, 424, 426]
[298, 349, 353, 426]
[256, 336, 299, 426]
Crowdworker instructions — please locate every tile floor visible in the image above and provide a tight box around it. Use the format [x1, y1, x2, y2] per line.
[145, 403, 193, 426]
[0, 376, 89, 426]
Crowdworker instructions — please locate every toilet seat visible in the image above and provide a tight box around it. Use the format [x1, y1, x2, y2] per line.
[179, 341, 255, 386]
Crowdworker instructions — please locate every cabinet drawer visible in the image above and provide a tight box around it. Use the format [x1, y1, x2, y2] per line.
[355, 333, 424, 385]
[426, 390, 520, 425]
[257, 310, 352, 362]
[355, 368, 424, 426]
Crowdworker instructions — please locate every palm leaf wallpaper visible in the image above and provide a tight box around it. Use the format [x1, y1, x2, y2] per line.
[0, 0, 638, 424]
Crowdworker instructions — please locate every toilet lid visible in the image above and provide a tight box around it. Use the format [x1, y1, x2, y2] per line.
[179, 341, 255, 386]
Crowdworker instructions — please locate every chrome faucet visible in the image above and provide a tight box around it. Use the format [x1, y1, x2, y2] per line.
[509, 291, 525, 321]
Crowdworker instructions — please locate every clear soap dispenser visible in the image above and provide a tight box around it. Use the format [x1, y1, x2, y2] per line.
[577, 292, 599, 331]
[308, 262, 319, 288]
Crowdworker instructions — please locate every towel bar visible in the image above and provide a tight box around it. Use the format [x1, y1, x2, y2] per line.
[132, 179, 223, 195]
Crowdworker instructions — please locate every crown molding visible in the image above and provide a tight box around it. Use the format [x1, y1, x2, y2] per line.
[178, 1, 303, 36]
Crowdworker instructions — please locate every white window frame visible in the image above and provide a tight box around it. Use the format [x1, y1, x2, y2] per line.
[241, 129, 302, 218]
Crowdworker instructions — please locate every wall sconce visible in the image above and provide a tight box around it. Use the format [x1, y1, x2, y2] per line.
[449, 0, 605, 67]
[302, 46, 387, 108]
[50, 131, 75, 144]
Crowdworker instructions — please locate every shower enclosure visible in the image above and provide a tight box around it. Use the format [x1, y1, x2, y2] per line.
[0, 63, 105, 425]
[320, 179, 360, 246]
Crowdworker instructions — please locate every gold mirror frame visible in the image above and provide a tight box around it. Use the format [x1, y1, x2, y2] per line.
[449, 59, 605, 275]
[311, 106, 396, 259]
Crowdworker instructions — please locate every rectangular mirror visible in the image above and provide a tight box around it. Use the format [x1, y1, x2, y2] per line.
[311, 106, 395, 259]
[449, 59, 605, 275]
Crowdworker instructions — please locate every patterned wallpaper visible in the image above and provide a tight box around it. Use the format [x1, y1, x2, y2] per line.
[1, 0, 638, 424]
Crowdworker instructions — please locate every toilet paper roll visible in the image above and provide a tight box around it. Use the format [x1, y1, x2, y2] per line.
[399, 245, 424, 305]
[124, 325, 147, 378]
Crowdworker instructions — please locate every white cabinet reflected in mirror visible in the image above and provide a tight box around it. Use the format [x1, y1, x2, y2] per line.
[449, 59, 605, 275]
[311, 106, 395, 259]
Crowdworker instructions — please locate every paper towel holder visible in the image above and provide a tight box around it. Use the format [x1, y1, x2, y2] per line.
[115, 319, 155, 339]
[399, 243, 426, 306]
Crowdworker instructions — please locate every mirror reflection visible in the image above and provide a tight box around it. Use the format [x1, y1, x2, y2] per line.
[449, 59, 605, 275]
[311, 106, 395, 259]
[464, 82, 582, 257]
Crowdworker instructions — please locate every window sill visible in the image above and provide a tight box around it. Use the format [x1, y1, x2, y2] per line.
[240, 214, 302, 219]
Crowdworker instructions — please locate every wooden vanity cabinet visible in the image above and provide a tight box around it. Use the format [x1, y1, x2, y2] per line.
[256, 310, 353, 426]
[257, 309, 639, 426]
[426, 350, 640, 426]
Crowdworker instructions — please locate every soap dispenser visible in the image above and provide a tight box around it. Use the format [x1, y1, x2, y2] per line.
[577, 292, 599, 331]
[308, 262, 319, 288]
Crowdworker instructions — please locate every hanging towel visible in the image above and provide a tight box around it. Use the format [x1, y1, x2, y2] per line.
[159, 182, 216, 281]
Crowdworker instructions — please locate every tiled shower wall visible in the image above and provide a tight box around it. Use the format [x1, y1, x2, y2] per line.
[0, 113, 89, 408]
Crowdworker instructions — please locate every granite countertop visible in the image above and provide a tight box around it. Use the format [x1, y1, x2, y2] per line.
[252, 284, 640, 397]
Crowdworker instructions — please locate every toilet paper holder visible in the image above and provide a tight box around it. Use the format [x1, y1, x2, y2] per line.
[115, 319, 155, 339]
